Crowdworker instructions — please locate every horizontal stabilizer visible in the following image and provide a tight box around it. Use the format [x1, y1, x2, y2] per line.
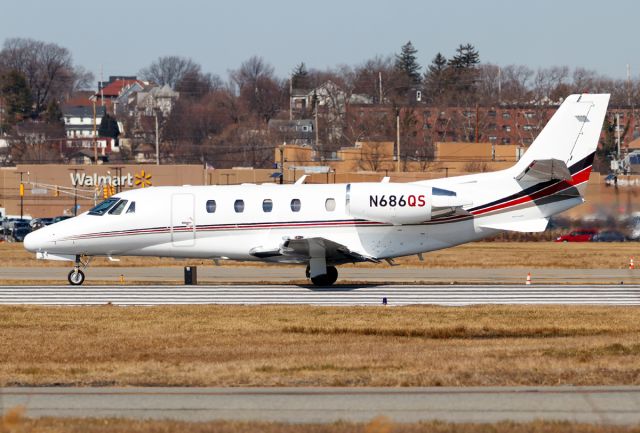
[480, 218, 549, 233]
[515, 159, 571, 183]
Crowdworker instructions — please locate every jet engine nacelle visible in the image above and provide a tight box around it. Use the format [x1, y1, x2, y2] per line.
[347, 183, 434, 225]
[347, 183, 468, 225]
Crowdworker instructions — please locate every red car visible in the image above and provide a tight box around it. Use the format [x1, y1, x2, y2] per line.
[555, 229, 598, 242]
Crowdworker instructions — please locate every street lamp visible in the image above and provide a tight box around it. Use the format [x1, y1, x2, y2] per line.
[68, 168, 82, 216]
[15, 171, 28, 219]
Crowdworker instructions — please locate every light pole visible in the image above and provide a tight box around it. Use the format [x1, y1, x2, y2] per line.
[15, 171, 27, 219]
[68, 168, 82, 216]
[396, 108, 401, 173]
[110, 166, 125, 193]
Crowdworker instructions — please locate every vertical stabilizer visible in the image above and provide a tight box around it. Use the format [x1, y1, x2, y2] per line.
[513, 94, 610, 175]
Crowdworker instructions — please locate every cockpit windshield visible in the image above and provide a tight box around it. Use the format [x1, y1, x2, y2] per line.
[108, 200, 128, 215]
[88, 197, 119, 216]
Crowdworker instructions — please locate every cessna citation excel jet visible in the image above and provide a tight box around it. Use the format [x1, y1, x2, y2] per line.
[25, 94, 609, 286]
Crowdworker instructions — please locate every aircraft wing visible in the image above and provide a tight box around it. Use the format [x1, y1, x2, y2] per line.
[250, 237, 380, 264]
[514, 159, 572, 183]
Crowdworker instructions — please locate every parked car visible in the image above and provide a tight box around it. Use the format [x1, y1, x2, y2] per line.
[555, 229, 599, 242]
[52, 215, 72, 224]
[11, 226, 32, 242]
[29, 218, 53, 229]
[30, 217, 54, 229]
[591, 230, 627, 242]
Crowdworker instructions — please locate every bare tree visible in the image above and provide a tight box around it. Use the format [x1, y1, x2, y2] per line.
[139, 56, 201, 88]
[231, 56, 284, 123]
[231, 56, 275, 90]
[0, 38, 90, 115]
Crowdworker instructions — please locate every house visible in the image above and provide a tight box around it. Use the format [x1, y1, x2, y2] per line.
[135, 84, 179, 117]
[62, 105, 118, 155]
[92, 76, 146, 113]
[113, 81, 146, 116]
[268, 119, 314, 146]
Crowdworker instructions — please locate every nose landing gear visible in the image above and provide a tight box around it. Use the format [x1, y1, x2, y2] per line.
[68, 255, 90, 286]
[68, 268, 85, 285]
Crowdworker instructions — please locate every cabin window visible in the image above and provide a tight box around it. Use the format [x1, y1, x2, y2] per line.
[88, 197, 119, 216]
[109, 200, 128, 215]
[262, 199, 273, 212]
[325, 198, 336, 211]
[126, 201, 136, 214]
[206, 200, 217, 213]
[234, 199, 245, 213]
[290, 198, 301, 212]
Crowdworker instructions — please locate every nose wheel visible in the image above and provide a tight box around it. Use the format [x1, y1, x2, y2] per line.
[67, 255, 90, 286]
[68, 269, 85, 285]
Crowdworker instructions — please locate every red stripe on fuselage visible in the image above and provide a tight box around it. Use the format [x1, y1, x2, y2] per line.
[471, 165, 591, 216]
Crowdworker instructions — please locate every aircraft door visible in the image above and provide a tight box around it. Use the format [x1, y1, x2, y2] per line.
[171, 193, 196, 247]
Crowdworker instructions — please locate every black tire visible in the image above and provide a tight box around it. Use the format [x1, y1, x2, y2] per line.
[310, 266, 338, 286]
[68, 269, 85, 286]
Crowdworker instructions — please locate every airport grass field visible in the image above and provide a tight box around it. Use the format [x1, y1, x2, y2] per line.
[2, 241, 640, 269]
[1, 304, 640, 387]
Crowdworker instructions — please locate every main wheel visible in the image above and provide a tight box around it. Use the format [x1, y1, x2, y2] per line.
[68, 269, 85, 286]
[310, 266, 338, 286]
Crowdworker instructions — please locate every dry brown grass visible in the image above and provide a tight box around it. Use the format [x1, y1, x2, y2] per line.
[3, 241, 640, 269]
[4, 417, 640, 433]
[2, 305, 640, 387]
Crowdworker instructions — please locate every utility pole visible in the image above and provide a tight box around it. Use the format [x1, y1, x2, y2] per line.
[616, 112, 621, 163]
[314, 105, 319, 158]
[279, 144, 285, 185]
[289, 77, 293, 121]
[68, 168, 82, 216]
[15, 171, 27, 219]
[475, 104, 479, 143]
[155, 110, 160, 165]
[396, 110, 401, 172]
[92, 100, 98, 164]
[379, 72, 383, 104]
[627, 64, 632, 107]
[498, 67, 502, 104]
[110, 166, 125, 193]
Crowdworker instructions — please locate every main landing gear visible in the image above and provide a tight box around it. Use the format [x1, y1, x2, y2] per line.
[306, 265, 339, 286]
[68, 255, 90, 286]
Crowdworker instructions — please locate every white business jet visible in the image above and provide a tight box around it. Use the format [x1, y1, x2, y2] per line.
[24, 94, 609, 286]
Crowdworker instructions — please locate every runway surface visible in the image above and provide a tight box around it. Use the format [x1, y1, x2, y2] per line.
[4, 266, 640, 285]
[1, 284, 640, 305]
[3, 386, 640, 424]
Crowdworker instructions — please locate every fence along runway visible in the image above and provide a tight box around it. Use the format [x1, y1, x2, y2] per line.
[1, 285, 640, 305]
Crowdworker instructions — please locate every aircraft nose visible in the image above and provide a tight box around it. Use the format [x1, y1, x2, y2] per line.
[23, 229, 45, 252]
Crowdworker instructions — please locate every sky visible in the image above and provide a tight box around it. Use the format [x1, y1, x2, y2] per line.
[1, 0, 639, 83]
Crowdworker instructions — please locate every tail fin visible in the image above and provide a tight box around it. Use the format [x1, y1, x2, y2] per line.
[513, 94, 610, 177]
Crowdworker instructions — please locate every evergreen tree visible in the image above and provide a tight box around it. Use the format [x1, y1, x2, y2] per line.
[395, 41, 421, 84]
[0, 70, 32, 126]
[98, 113, 120, 139]
[291, 62, 310, 89]
[449, 43, 480, 69]
[43, 100, 63, 123]
[423, 53, 449, 102]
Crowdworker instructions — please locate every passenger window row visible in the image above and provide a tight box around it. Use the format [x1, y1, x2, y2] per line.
[206, 198, 336, 214]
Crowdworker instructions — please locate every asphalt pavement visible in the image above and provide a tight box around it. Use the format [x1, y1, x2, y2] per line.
[1, 284, 640, 305]
[3, 266, 640, 285]
[3, 386, 640, 424]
